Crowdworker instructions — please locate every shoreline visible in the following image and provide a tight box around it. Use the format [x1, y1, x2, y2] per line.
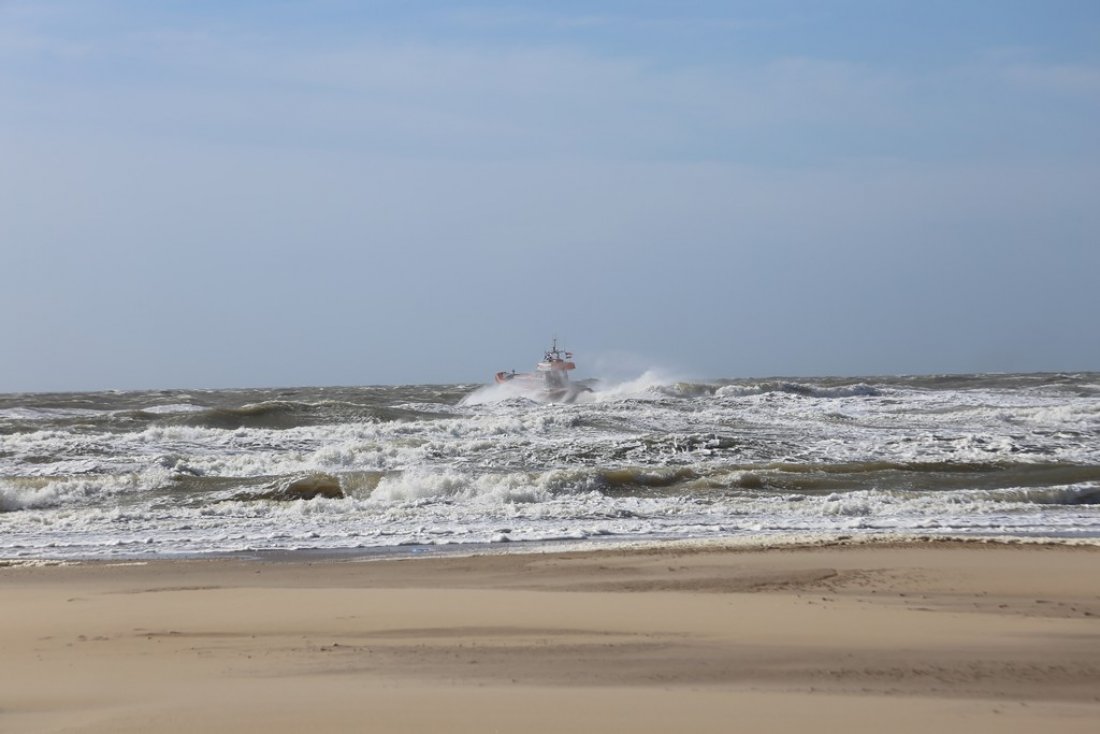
[3, 540, 1099, 732]
[5, 530, 1100, 567]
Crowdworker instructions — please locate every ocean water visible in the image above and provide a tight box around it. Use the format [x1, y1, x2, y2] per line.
[1, 373, 1099, 559]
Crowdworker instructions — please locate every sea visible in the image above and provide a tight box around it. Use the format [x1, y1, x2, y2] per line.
[2, 372, 1099, 560]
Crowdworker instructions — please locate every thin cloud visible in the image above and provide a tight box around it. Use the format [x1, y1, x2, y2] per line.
[1005, 61, 1100, 96]
[0, 16, 917, 164]
[439, 7, 771, 33]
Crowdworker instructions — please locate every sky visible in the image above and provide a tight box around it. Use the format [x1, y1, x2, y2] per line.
[2, 0, 1098, 391]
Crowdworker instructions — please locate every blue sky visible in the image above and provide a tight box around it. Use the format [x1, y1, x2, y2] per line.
[2, 1, 1098, 390]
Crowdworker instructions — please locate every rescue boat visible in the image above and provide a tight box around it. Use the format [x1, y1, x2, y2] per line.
[495, 338, 591, 403]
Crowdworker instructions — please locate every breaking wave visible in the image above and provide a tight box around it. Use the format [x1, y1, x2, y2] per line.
[1, 372, 1099, 557]
[715, 382, 881, 399]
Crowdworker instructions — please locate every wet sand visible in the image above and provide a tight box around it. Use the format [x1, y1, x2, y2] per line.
[2, 541, 1099, 733]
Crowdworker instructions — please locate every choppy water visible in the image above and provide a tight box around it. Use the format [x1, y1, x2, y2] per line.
[2, 372, 1099, 559]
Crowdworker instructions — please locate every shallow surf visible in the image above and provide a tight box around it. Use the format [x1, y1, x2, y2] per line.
[1, 373, 1098, 558]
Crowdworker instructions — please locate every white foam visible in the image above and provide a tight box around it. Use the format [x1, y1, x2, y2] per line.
[0, 407, 106, 421]
[0, 469, 169, 512]
[139, 403, 206, 415]
[459, 381, 543, 405]
[3, 378, 1099, 558]
[580, 370, 682, 402]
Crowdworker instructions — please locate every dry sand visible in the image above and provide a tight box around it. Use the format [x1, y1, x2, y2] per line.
[2, 541, 1099, 733]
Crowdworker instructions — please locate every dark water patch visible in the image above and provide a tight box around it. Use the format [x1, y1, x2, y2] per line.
[0, 385, 469, 435]
[597, 467, 700, 496]
[163, 400, 451, 430]
[0, 415, 122, 436]
[1068, 487, 1100, 504]
[237, 473, 346, 501]
[163, 471, 387, 503]
[162, 474, 271, 498]
[1070, 487, 1100, 504]
[0, 422, 39, 436]
[720, 461, 1100, 496]
[575, 461, 1100, 503]
[883, 372, 1100, 396]
[709, 372, 1100, 397]
[174, 401, 306, 430]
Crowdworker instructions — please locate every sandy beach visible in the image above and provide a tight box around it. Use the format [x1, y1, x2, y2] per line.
[2, 541, 1099, 733]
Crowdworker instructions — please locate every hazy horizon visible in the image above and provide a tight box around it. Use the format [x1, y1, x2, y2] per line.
[5, 365, 1100, 396]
